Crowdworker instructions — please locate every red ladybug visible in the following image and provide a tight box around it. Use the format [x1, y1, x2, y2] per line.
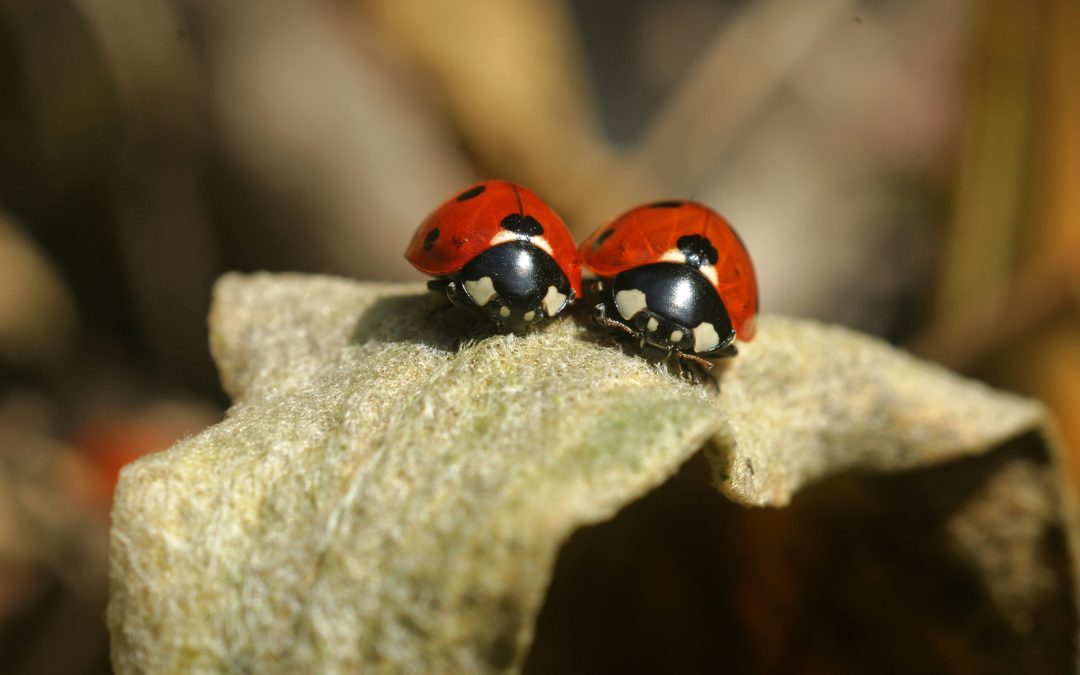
[579, 200, 758, 369]
[406, 180, 582, 331]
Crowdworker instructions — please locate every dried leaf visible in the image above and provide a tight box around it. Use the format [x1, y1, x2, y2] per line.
[108, 274, 1074, 673]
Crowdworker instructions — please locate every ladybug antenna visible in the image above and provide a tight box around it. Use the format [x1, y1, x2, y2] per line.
[510, 184, 525, 215]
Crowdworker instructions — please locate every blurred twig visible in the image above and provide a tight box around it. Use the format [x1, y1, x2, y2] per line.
[578, 0, 858, 227]
[0, 213, 77, 372]
[633, 0, 856, 185]
[915, 0, 1080, 486]
[910, 249, 1079, 370]
[73, 0, 222, 381]
[932, 0, 1040, 324]
[361, 0, 616, 221]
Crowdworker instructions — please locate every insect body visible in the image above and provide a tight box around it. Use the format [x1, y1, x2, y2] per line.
[579, 201, 758, 372]
[405, 180, 582, 331]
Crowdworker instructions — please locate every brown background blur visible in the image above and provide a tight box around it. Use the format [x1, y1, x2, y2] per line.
[0, 0, 1076, 672]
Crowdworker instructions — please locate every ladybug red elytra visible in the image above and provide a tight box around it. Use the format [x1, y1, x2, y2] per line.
[579, 200, 758, 370]
[405, 180, 582, 331]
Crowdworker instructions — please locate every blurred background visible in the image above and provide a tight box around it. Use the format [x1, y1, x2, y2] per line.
[0, 0, 1076, 671]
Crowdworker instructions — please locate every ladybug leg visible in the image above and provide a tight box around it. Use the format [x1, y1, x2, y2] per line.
[713, 343, 738, 358]
[442, 279, 474, 311]
[678, 351, 715, 370]
[592, 302, 637, 338]
[425, 278, 460, 307]
[700, 366, 721, 392]
[675, 351, 721, 390]
[674, 357, 697, 384]
[424, 278, 470, 322]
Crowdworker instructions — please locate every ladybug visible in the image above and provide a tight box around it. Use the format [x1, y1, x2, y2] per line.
[405, 180, 582, 331]
[579, 200, 758, 372]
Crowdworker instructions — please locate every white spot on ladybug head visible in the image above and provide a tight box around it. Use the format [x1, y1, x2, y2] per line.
[464, 276, 497, 306]
[531, 237, 554, 255]
[646, 317, 659, 333]
[698, 265, 719, 286]
[523, 310, 537, 322]
[489, 230, 517, 248]
[542, 285, 568, 317]
[614, 289, 648, 321]
[659, 248, 718, 286]
[659, 248, 687, 265]
[488, 230, 554, 255]
[499, 306, 511, 318]
[692, 321, 720, 353]
[670, 329, 684, 343]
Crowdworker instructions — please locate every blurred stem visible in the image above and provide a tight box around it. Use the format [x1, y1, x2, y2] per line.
[361, 0, 615, 226]
[581, 0, 857, 227]
[1026, 0, 1080, 484]
[73, 0, 222, 385]
[914, 0, 1080, 483]
[933, 0, 1040, 323]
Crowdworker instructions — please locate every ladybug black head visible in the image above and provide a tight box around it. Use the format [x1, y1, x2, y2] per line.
[599, 262, 734, 359]
[449, 241, 573, 331]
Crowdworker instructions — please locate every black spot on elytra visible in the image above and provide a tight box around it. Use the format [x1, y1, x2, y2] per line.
[423, 228, 440, 250]
[649, 200, 684, 209]
[677, 234, 719, 268]
[500, 213, 544, 237]
[592, 228, 616, 249]
[456, 184, 486, 202]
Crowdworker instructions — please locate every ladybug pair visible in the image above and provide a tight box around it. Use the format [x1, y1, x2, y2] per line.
[405, 180, 758, 374]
